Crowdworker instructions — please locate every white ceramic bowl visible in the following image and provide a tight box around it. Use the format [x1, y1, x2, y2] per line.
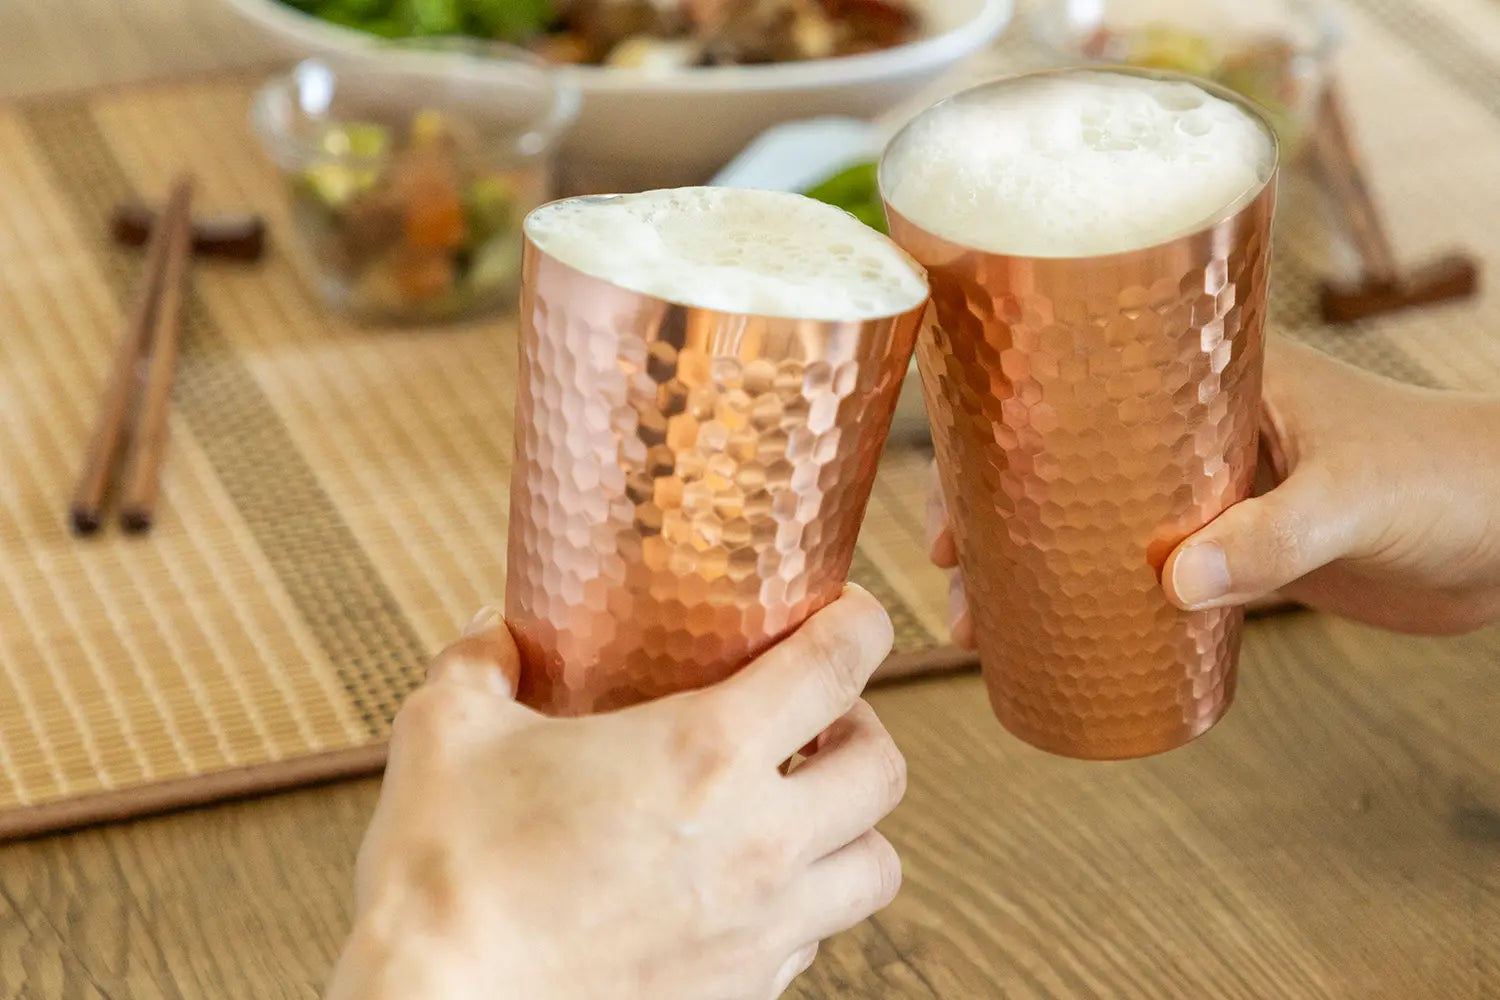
[223, 0, 1012, 190]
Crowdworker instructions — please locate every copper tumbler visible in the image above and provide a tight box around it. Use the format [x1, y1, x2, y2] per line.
[882, 72, 1279, 759]
[505, 229, 926, 715]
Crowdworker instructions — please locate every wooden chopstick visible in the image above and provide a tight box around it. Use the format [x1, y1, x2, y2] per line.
[68, 175, 195, 535]
[118, 177, 196, 534]
[1312, 84, 1399, 282]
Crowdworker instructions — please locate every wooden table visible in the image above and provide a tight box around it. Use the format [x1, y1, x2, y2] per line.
[3, 2, 1499, 998]
[5, 614, 1499, 998]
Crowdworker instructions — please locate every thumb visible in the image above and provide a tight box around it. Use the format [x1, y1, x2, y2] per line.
[424, 606, 525, 699]
[1163, 469, 1360, 611]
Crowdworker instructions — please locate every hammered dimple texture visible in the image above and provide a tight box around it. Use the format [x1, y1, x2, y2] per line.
[887, 180, 1277, 759]
[506, 242, 924, 715]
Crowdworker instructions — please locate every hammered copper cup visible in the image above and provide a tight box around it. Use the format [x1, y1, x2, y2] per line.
[505, 224, 926, 715]
[882, 71, 1279, 759]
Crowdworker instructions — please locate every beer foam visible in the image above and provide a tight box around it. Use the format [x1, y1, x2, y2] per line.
[882, 70, 1276, 257]
[524, 187, 928, 320]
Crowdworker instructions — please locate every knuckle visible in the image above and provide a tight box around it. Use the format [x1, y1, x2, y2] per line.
[802, 599, 894, 706]
[846, 697, 880, 725]
[391, 684, 489, 760]
[863, 833, 903, 907]
[755, 829, 798, 878]
[427, 637, 506, 693]
[426, 640, 477, 681]
[668, 699, 738, 786]
[725, 836, 794, 910]
[391, 687, 452, 747]
[857, 599, 897, 663]
[1263, 505, 1309, 576]
[849, 701, 908, 805]
[398, 841, 467, 928]
[803, 620, 863, 707]
[874, 734, 908, 806]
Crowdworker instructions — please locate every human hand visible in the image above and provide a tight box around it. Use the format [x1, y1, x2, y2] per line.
[1161, 337, 1500, 634]
[325, 586, 906, 1000]
[927, 337, 1500, 640]
[925, 459, 975, 650]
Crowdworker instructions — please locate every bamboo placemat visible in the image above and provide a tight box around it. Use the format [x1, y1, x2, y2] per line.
[0, 0, 283, 99]
[1, 0, 1497, 840]
[0, 73, 963, 841]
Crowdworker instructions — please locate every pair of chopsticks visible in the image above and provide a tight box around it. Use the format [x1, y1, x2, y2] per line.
[69, 174, 195, 536]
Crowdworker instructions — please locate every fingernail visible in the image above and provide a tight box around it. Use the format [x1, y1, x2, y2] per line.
[954, 613, 976, 650]
[949, 578, 976, 647]
[463, 605, 502, 637]
[1171, 543, 1231, 607]
[925, 495, 943, 551]
[843, 581, 870, 599]
[948, 576, 966, 627]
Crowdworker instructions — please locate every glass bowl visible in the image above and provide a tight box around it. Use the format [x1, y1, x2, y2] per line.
[253, 42, 578, 324]
[1032, 0, 1341, 157]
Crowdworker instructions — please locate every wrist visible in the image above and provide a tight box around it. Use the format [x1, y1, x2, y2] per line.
[327, 903, 554, 1000]
[325, 919, 451, 1000]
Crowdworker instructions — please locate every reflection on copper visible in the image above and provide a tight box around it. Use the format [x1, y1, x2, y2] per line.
[505, 238, 926, 715]
[883, 70, 1279, 760]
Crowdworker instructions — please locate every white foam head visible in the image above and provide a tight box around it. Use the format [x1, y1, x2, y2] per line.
[882, 70, 1276, 258]
[524, 187, 929, 320]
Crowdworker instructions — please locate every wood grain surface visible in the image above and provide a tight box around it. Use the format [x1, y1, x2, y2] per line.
[3, 1, 1500, 998]
[3, 611, 1498, 998]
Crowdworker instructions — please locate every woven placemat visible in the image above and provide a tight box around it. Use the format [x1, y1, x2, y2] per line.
[0, 72, 961, 841]
[1, 0, 1497, 840]
[0, 0, 283, 99]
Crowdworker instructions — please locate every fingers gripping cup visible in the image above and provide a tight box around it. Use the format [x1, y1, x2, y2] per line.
[881, 69, 1278, 759]
[506, 188, 928, 715]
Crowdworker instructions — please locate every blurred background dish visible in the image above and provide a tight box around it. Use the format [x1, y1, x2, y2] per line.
[1031, 0, 1340, 157]
[252, 43, 577, 323]
[225, 0, 1013, 191]
[255, 0, 929, 66]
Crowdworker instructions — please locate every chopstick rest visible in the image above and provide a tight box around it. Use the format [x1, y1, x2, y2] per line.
[110, 202, 266, 262]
